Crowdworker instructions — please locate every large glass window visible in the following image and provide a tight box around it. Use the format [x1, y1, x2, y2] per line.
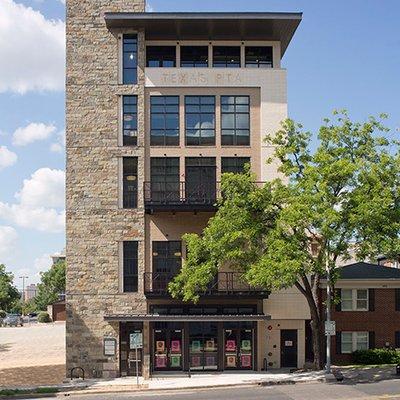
[150, 158, 180, 203]
[123, 157, 138, 208]
[185, 96, 215, 145]
[213, 46, 241, 68]
[221, 157, 250, 174]
[146, 46, 176, 67]
[221, 96, 250, 145]
[245, 46, 273, 68]
[123, 241, 138, 292]
[341, 332, 369, 353]
[180, 46, 208, 67]
[123, 34, 137, 84]
[341, 289, 369, 311]
[150, 96, 180, 146]
[152, 241, 182, 274]
[123, 96, 138, 146]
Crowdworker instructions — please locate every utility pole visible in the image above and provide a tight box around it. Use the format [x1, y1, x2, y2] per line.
[325, 253, 332, 374]
[19, 276, 28, 303]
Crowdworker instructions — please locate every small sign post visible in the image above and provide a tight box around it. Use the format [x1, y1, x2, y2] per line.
[130, 332, 143, 387]
[325, 321, 336, 336]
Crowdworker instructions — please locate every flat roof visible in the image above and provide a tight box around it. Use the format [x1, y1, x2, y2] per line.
[104, 12, 302, 56]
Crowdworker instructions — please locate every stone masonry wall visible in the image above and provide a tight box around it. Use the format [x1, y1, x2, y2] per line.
[66, 0, 146, 378]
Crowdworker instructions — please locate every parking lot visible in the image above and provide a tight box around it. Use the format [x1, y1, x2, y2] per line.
[0, 321, 65, 387]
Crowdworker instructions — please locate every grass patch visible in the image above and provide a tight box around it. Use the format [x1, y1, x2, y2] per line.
[0, 387, 59, 397]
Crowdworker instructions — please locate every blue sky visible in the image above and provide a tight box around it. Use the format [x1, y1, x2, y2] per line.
[0, 0, 399, 289]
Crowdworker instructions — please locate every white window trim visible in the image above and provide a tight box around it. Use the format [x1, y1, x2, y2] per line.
[341, 331, 369, 354]
[341, 288, 369, 311]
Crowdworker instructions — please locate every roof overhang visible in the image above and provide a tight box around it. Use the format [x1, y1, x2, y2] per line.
[104, 313, 270, 322]
[104, 12, 302, 57]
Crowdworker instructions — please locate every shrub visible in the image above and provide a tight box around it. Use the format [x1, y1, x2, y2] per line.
[353, 348, 400, 365]
[37, 312, 52, 323]
[0, 310, 6, 318]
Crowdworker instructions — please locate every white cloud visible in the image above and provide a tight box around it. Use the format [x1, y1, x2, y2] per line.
[13, 122, 56, 146]
[0, 146, 17, 171]
[34, 253, 53, 272]
[0, 225, 18, 260]
[50, 129, 65, 153]
[0, 0, 65, 94]
[146, 3, 154, 12]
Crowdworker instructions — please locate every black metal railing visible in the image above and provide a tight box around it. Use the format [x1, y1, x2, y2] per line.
[144, 272, 267, 296]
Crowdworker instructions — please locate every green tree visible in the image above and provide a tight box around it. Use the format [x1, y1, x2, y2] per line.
[0, 264, 20, 311]
[34, 261, 66, 311]
[170, 112, 400, 369]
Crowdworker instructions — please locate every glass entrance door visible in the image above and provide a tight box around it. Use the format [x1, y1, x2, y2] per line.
[189, 322, 218, 370]
[154, 324, 183, 371]
[224, 323, 254, 370]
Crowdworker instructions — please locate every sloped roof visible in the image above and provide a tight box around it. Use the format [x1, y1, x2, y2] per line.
[338, 262, 400, 280]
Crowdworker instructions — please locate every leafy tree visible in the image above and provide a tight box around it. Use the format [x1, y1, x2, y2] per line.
[170, 112, 400, 369]
[0, 264, 20, 311]
[34, 261, 66, 311]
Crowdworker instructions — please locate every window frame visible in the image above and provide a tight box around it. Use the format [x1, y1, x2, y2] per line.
[146, 46, 176, 67]
[122, 34, 138, 85]
[221, 157, 251, 174]
[245, 46, 273, 68]
[122, 95, 138, 146]
[341, 331, 369, 354]
[123, 241, 138, 292]
[212, 46, 241, 68]
[152, 241, 182, 274]
[122, 157, 138, 209]
[341, 289, 369, 311]
[180, 46, 209, 68]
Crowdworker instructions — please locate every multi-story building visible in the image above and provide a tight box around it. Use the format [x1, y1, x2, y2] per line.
[66, 0, 302, 378]
[24, 283, 37, 301]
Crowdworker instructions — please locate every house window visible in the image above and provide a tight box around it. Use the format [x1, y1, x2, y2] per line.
[341, 332, 369, 353]
[123, 34, 137, 84]
[123, 96, 137, 146]
[221, 157, 250, 174]
[213, 46, 241, 68]
[221, 96, 250, 145]
[123, 157, 138, 208]
[146, 46, 176, 67]
[180, 46, 208, 67]
[185, 96, 215, 145]
[150, 158, 180, 202]
[245, 46, 273, 68]
[123, 241, 138, 292]
[341, 289, 368, 311]
[152, 241, 182, 274]
[150, 96, 180, 146]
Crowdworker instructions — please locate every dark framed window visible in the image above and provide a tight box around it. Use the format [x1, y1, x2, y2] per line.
[185, 96, 215, 145]
[245, 46, 273, 68]
[123, 241, 138, 292]
[221, 157, 250, 174]
[146, 46, 176, 67]
[123, 157, 138, 208]
[123, 96, 138, 146]
[213, 46, 241, 68]
[180, 46, 209, 67]
[150, 96, 180, 146]
[152, 241, 182, 274]
[150, 158, 180, 202]
[123, 34, 137, 84]
[221, 96, 250, 145]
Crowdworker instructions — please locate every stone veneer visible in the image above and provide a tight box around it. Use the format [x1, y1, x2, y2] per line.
[66, 0, 146, 378]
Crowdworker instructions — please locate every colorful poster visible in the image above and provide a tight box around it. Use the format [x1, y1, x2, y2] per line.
[156, 340, 165, 353]
[170, 355, 181, 367]
[226, 355, 236, 367]
[205, 339, 215, 351]
[171, 340, 181, 353]
[155, 355, 167, 368]
[191, 340, 201, 352]
[241, 340, 251, 351]
[241, 354, 252, 368]
[225, 339, 236, 352]
[190, 355, 201, 367]
[205, 355, 216, 366]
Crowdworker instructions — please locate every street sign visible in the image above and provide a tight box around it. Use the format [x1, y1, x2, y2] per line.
[325, 321, 336, 336]
[130, 331, 143, 349]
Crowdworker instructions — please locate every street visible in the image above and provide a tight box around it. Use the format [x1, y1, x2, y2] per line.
[31, 380, 400, 400]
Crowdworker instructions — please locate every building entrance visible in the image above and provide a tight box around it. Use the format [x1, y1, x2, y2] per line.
[189, 322, 218, 370]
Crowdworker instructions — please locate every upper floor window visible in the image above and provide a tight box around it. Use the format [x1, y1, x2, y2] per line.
[221, 157, 250, 174]
[245, 46, 273, 68]
[150, 96, 180, 146]
[146, 46, 176, 67]
[150, 157, 180, 202]
[123, 241, 138, 292]
[185, 96, 215, 146]
[123, 96, 137, 146]
[180, 46, 208, 68]
[123, 157, 138, 208]
[221, 96, 250, 145]
[123, 34, 137, 84]
[341, 332, 369, 353]
[341, 289, 368, 311]
[213, 46, 241, 68]
[152, 241, 182, 274]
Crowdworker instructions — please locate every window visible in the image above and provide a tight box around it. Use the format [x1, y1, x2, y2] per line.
[150, 158, 180, 202]
[245, 46, 273, 68]
[341, 289, 369, 311]
[123, 34, 137, 84]
[221, 157, 250, 174]
[123, 241, 138, 292]
[341, 332, 369, 353]
[150, 96, 180, 146]
[221, 96, 250, 145]
[180, 46, 208, 67]
[185, 96, 215, 145]
[122, 96, 138, 146]
[146, 46, 176, 67]
[213, 46, 241, 68]
[152, 241, 182, 274]
[123, 157, 138, 208]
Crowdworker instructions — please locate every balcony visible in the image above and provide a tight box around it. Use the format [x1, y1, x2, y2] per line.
[144, 272, 269, 298]
[144, 181, 220, 213]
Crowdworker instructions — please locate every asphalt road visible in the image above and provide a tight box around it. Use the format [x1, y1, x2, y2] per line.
[34, 380, 400, 400]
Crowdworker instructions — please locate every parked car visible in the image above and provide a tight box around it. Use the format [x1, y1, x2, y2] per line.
[28, 312, 38, 318]
[3, 314, 24, 327]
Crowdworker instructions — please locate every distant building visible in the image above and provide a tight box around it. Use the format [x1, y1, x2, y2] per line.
[377, 255, 400, 269]
[51, 249, 66, 265]
[25, 284, 37, 301]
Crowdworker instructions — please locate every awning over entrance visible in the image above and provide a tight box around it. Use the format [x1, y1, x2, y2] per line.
[104, 314, 270, 322]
